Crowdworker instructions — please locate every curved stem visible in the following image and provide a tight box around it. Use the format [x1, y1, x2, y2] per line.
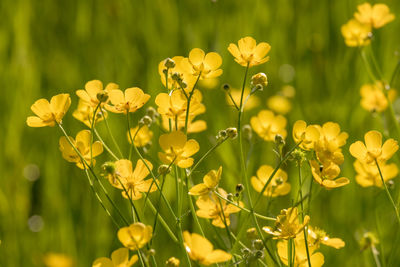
[184, 74, 201, 134]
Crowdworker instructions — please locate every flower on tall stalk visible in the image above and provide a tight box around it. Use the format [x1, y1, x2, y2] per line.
[277, 238, 324, 267]
[158, 56, 196, 90]
[341, 19, 371, 47]
[292, 120, 320, 151]
[228, 36, 271, 67]
[250, 110, 287, 141]
[251, 165, 291, 197]
[118, 223, 153, 250]
[106, 87, 150, 114]
[354, 3, 395, 29]
[310, 160, 350, 189]
[189, 167, 222, 196]
[263, 207, 309, 239]
[92, 248, 138, 267]
[180, 48, 223, 80]
[354, 159, 398, 187]
[76, 80, 119, 107]
[360, 82, 396, 113]
[73, 99, 106, 128]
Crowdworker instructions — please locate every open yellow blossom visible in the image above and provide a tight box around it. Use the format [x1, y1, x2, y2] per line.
[158, 131, 199, 168]
[307, 226, 345, 249]
[225, 88, 260, 111]
[158, 56, 196, 90]
[181, 48, 223, 79]
[314, 122, 348, 165]
[92, 248, 138, 267]
[189, 167, 222, 195]
[310, 160, 349, 189]
[76, 80, 119, 107]
[183, 231, 232, 265]
[349, 130, 398, 164]
[263, 207, 309, 240]
[360, 83, 389, 112]
[161, 114, 207, 133]
[195, 188, 242, 228]
[118, 222, 152, 250]
[106, 87, 150, 114]
[59, 130, 103, 169]
[166, 257, 180, 267]
[277, 239, 324, 267]
[113, 159, 157, 200]
[27, 93, 71, 127]
[73, 99, 107, 128]
[127, 125, 153, 147]
[354, 3, 395, 29]
[267, 95, 292, 115]
[292, 120, 320, 150]
[341, 19, 371, 47]
[43, 253, 74, 267]
[354, 159, 398, 187]
[228, 36, 271, 67]
[251, 165, 291, 197]
[250, 110, 287, 141]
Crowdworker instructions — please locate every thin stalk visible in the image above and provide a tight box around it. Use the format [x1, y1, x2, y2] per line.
[371, 246, 382, 267]
[94, 128, 119, 161]
[90, 103, 101, 167]
[184, 73, 201, 134]
[101, 110, 123, 158]
[288, 238, 293, 267]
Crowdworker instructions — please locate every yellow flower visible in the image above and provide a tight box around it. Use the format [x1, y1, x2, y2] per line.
[349, 130, 398, 164]
[341, 19, 371, 47]
[307, 226, 345, 249]
[27, 93, 71, 127]
[267, 95, 292, 115]
[113, 159, 157, 200]
[158, 131, 199, 168]
[92, 248, 138, 267]
[127, 126, 153, 147]
[250, 110, 287, 141]
[354, 3, 395, 29]
[43, 253, 74, 267]
[292, 120, 320, 150]
[228, 36, 271, 67]
[158, 56, 197, 90]
[251, 165, 291, 197]
[195, 188, 242, 228]
[183, 231, 232, 265]
[118, 222, 152, 250]
[199, 77, 220, 89]
[181, 48, 223, 79]
[354, 159, 398, 187]
[225, 88, 260, 111]
[73, 99, 107, 128]
[161, 114, 207, 133]
[106, 87, 150, 114]
[310, 160, 349, 189]
[166, 257, 180, 267]
[277, 238, 324, 267]
[59, 130, 103, 169]
[263, 207, 309, 240]
[189, 167, 222, 195]
[76, 80, 119, 107]
[360, 83, 388, 112]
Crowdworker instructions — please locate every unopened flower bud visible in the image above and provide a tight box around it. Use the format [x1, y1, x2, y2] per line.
[217, 130, 227, 141]
[158, 164, 171, 175]
[142, 115, 153, 126]
[255, 250, 264, 259]
[275, 134, 285, 146]
[236, 184, 244, 193]
[96, 91, 109, 103]
[253, 239, 264, 250]
[146, 107, 159, 120]
[241, 248, 251, 255]
[243, 124, 252, 140]
[101, 161, 116, 176]
[166, 257, 180, 267]
[164, 58, 176, 69]
[291, 149, 306, 163]
[251, 73, 268, 89]
[222, 83, 231, 91]
[227, 193, 234, 201]
[147, 249, 156, 256]
[171, 72, 181, 81]
[226, 127, 238, 139]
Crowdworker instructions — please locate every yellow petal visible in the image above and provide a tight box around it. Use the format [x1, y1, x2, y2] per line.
[26, 116, 51, 127]
[92, 257, 113, 267]
[204, 52, 222, 70]
[203, 250, 232, 265]
[132, 159, 153, 181]
[189, 48, 205, 66]
[349, 141, 368, 160]
[31, 98, 51, 118]
[182, 139, 200, 157]
[190, 184, 209, 195]
[109, 89, 125, 105]
[111, 248, 129, 266]
[254, 42, 271, 60]
[364, 130, 382, 151]
[323, 238, 345, 249]
[381, 138, 398, 161]
[85, 80, 103, 98]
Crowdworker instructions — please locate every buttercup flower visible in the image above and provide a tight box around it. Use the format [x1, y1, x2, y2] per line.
[360, 82, 396, 113]
[251, 165, 291, 197]
[92, 248, 138, 267]
[27, 93, 71, 127]
[181, 48, 223, 79]
[225, 88, 260, 111]
[267, 95, 292, 115]
[76, 80, 119, 107]
[228, 36, 271, 67]
[127, 126, 153, 147]
[59, 130, 103, 169]
[159, 56, 196, 90]
[189, 167, 222, 195]
[349, 130, 398, 164]
[250, 110, 287, 141]
[113, 159, 157, 200]
[118, 222, 153, 250]
[158, 131, 199, 168]
[73, 99, 106, 128]
[106, 87, 150, 114]
[310, 160, 349, 189]
[183, 231, 232, 265]
[292, 120, 320, 150]
[354, 159, 398, 187]
[195, 188, 242, 228]
[263, 207, 309, 239]
[341, 19, 371, 47]
[354, 3, 395, 29]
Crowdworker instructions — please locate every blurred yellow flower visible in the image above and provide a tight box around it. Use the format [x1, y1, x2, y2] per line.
[166, 257, 180, 267]
[199, 77, 219, 89]
[76, 80, 119, 107]
[341, 19, 371, 47]
[183, 231, 232, 265]
[267, 95, 292, 114]
[127, 125, 153, 147]
[251, 165, 291, 197]
[349, 130, 398, 164]
[250, 110, 287, 141]
[354, 3, 395, 29]
[189, 166, 222, 195]
[181, 48, 223, 79]
[228, 36, 271, 67]
[310, 160, 349, 189]
[161, 114, 207, 133]
[118, 222, 152, 250]
[307, 226, 345, 249]
[354, 159, 398, 187]
[360, 82, 396, 113]
[263, 207, 309, 240]
[73, 99, 106, 128]
[225, 88, 260, 111]
[106, 87, 150, 114]
[158, 56, 196, 90]
[158, 131, 199, 168]
[92, 248, 138, 267]
[27, 93, 71, 127]
[195, 188, 242, 228]
[113, 159, 157, 200]
[59, 130, 103, 169]
[292, 120, 320, 150]
[43, 253, 74, 267]
[277, 238, 324, 267]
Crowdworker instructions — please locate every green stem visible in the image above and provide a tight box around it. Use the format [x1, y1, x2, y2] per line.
[184, 74, 201, 134]
[94, 128, 119, 161]
[288, 238, 294, 267]
[371, 246, 382, 267]
[101, 110, 124, 158]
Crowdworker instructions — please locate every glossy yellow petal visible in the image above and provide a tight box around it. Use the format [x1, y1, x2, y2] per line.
[108, 90, 125, 106]
[204, 52, 222, 70]
[189, 184, 209, 195]
[182, 139, 200, 157]
[381, 138, 398, 161]
[31, 98, 51, 118]
[26, 116, 51, 127]
[203, 250, 232, 265]
[111, 248, 129, 266]
[322, 237, 345, 249]
[365, 130, 382, 151]
[132, 159, 152, 181]
[189, 48, 205, 66]
[85, 80, 103, 98]
[92, 257, 113, 267]
[349, 141, 368, 160]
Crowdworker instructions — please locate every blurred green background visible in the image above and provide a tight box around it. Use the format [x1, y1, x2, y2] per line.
[2, 0, 400, 266]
